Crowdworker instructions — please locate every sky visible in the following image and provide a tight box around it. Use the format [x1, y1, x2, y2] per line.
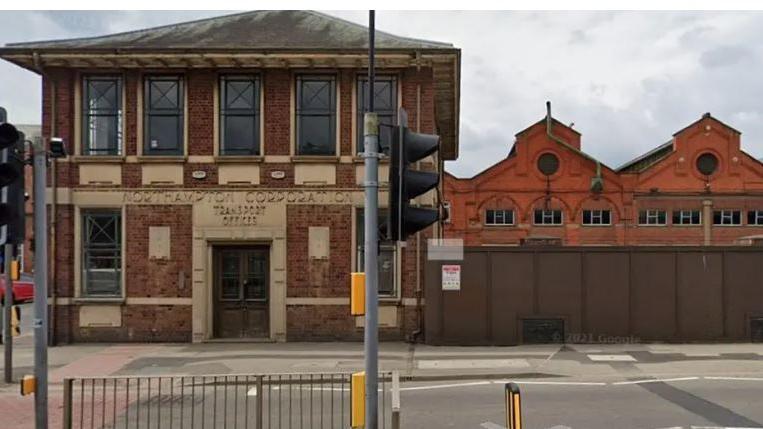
[1, 10, 763, 177]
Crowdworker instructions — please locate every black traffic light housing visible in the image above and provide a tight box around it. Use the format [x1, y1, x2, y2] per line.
[0, 107, 26, 245]
[388, 108, 440, 242]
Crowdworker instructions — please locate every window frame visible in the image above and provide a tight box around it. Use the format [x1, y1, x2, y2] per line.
[485, 209, 515, 226]
[295, 74, 337, 156]
[81, 209, 122, 298]
[219, 74, 261, 156]
[82, 75, 123, 156]
[672, 210, 702, 226]
[748, 210, 763, 226]
[713, 209, 742, 226]
[143, 75, 185, 156]
[582, 209, 612, 226]
[533, 209, 563, 226]
[357, 74, 398, 154]
[638, 209, 668, 226]
[356, 208, 398, 297]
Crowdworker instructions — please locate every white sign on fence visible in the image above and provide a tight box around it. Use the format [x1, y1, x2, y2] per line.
[442, 264, 461, 291]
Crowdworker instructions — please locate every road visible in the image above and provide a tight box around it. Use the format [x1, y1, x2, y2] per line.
[401, 377, 763, 429]
[2, 315, 763, 429]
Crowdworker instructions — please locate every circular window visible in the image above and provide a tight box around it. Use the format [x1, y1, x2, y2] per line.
[537, 153, 560, 176]
[696, 153, 719, 176]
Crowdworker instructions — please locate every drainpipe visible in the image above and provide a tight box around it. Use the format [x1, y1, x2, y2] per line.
[35, 52, 58, 346]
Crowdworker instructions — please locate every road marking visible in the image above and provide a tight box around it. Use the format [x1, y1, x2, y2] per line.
[587, 354, 637, 362]
[401, 381, 492, 391]
[498, 380, 607, 386]
[612, 377, 699, 385]
[479, 422, 505, 429]
[417, 359, 530, 370]
[703, 376, 763, 381]
[690, 426, 763, 429]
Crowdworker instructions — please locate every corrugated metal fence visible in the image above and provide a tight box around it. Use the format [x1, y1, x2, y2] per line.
[63, 372, 397, 429]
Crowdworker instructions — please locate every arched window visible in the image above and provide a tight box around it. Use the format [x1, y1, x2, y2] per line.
[482, 197, 517, 226]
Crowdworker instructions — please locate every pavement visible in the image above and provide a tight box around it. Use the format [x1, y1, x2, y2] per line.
[1, 306, 763, 428]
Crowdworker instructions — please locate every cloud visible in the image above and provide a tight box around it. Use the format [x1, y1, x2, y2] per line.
[699, 45, 752, 68]
[2, 11, 763, 177]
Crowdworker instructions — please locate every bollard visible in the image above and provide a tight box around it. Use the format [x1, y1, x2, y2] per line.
[505, 382, 522, 429]
[10, 305, 20, 337]
[351, 371, 365, 428]
[351, 273, 365, 316]
[391, 371, 401, 429]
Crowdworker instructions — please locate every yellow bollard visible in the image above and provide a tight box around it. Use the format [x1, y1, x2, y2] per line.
[505, 382, 522, 429]
[20, 375, 35, 396]
[10, 260, 19, 281]
[10, 305, 20, 337]
[350, 273, 365, 316]
[351, 371, 365, 428]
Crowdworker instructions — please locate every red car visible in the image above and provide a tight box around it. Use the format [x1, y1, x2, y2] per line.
[0, 278, 34, 304]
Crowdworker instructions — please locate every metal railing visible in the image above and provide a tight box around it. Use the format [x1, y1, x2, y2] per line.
[63, 372, 397, 429]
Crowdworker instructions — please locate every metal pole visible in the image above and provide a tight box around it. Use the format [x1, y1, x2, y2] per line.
[33, 138, 48, 429]
[364, 9, 379, 429]
[3, 242, 12, 382]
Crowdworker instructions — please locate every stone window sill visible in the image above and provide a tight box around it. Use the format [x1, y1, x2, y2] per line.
[137, 155, 187, 164]
[352, 156, 390, 164]
[73, 297, 125, 305]
[72, 155, 125, 164]
[215, 155, 264, 163]
[291, 155, 339, 163]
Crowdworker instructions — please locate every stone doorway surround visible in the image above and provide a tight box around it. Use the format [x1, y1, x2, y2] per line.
[193, 226, 286, 343]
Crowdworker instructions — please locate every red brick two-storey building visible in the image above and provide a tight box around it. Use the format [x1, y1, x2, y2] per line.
[0, 11, 460, 343]
[445, 107, 763, 246]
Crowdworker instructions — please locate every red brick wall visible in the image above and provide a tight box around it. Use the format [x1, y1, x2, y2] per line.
[264, 69, 291, 155]
[286, 204, 352, 298]
[53, 205, 74, 297]
[286, 305, 417, 341]
[63, 305, 192, 342]
[284, 202, 424, 340]
[124, 71, 139, 156]
[187, 70, 215, 155]
[125, 205, 193, 298]
[339, 70, 354, 156]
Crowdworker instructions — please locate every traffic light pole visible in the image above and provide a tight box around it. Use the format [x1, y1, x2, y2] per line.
[32, 138, 48, 429]
[3, 242, 12, 383]
[364, 10, 379, 429]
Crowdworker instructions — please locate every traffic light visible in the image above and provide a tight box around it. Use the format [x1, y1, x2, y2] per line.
[0, 107, 25, 245]
[388, 108, 440, 242]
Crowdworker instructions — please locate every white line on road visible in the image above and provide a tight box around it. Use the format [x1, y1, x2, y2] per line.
[587, 354, 637, 362]
[506, 380, 607, 386]
[400, 381, 492, 391]
[703, 376, 763, 381]
[479, 422, 505, 429]
[690, 426, 763, 429]
[612, 377, 699, 385]
[417, 359, 530, 370]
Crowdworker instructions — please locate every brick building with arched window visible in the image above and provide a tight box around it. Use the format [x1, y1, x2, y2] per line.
[444, 110, 763, 246]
